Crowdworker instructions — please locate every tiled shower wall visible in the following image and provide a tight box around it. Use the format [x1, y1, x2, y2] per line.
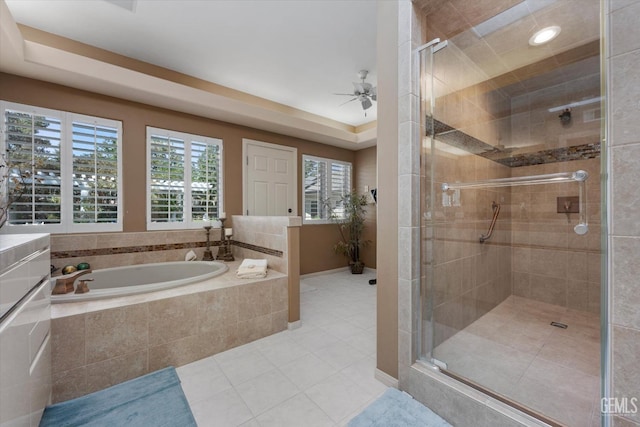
[511, 157, 601, 313]
[426, 40, 513, 348]
[429, 151, 513, 347]
[608, 1, 640, 425]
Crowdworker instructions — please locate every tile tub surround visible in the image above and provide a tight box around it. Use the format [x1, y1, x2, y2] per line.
[231, 215, 301, 274]
[231, 215, 302, 324]
[49, 260, 288, 403]
[50, 229, 223, 271]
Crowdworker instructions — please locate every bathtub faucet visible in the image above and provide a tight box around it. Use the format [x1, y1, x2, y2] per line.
[52, 269, 93, 294]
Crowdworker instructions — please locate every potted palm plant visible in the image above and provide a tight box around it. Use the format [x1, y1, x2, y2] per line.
[331, 191, 371, 274]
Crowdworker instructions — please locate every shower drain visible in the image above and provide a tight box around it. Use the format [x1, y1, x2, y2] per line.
[550, 321, 568, 329]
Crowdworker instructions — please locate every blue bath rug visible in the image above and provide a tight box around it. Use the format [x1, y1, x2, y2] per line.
[40, 367, 196, 427]
[348, 388, 451, 427]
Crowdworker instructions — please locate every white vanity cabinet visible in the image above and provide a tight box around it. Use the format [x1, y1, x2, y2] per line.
[0, 234, 51, 427]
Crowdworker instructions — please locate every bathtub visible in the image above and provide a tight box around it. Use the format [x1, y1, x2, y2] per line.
[50, 261, 229, 303]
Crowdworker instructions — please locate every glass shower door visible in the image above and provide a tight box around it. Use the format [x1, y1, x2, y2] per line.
[418, 4, 603, 423]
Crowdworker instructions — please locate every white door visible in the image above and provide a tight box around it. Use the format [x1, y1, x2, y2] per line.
[244, 140, 297, 216]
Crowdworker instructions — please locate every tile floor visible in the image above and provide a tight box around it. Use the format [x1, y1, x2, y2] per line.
[177, 269, 388, 427]
[433, 295, 601, 427]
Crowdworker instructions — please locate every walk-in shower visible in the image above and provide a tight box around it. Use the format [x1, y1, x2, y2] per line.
[418, 1, 603, 426]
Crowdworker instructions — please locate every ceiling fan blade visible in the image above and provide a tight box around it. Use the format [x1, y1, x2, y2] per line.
[339, 97, 358, 107]
[333, 93, 356, 96]
[371, 86, 377, 101]
[361, 97, 372, 110]
[353, 82, 366, 94]
[361, 82, 373, 92]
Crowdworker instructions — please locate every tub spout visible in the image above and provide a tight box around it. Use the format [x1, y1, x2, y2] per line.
[52, 269, 93, 294]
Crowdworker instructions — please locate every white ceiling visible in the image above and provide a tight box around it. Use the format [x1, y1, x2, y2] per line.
[1, 0, 378, 147]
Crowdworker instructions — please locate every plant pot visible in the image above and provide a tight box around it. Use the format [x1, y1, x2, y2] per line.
[350, 262, 365, 274]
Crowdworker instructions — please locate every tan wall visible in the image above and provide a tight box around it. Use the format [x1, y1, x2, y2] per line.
[299, 224, 347, 274]
[376, 0, 399, 379]
[300, 146, 378, 274]
[355, 146, 377, 269]
[0, 72, 355, 274]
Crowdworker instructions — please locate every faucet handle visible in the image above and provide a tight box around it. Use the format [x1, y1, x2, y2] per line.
[53, 269, 93, 294]
[75, 278, 93, 294]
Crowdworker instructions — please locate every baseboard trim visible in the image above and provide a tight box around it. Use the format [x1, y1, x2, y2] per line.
[300, 266, 376, 279]
[288, 320, 302, 330]
[300, 267, 349, 279]
[375, 368, 399, 388]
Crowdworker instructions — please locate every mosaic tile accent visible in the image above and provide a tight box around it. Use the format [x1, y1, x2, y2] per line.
[487, 143, 601, 168]
[51, 241, 216, 259]
[52, 240, 282, 260]
[233, 240, 283, 257]
[426, 117, 601, 167]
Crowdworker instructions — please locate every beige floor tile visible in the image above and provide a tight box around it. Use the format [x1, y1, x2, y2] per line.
[435, 295, 601, 426]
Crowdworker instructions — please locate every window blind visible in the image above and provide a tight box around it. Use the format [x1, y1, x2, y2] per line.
[191, 140, 220, 220]
[4, 108, 62, 225]
[149, 134, 186, 223]
[302, 155, 352, 222]
[71, 121, 119, 223]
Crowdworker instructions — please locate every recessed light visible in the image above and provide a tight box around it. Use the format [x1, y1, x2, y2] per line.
[529, 26, 561, 46]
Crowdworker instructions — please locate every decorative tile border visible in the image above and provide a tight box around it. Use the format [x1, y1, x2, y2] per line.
[233, 240, 283, 257]
[487, 143, 601, 168]
[51, 240, 283, 259]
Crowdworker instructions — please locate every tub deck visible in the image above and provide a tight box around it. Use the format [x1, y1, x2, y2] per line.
[51, 259, 285, 318]
[50, 260, 288, 403]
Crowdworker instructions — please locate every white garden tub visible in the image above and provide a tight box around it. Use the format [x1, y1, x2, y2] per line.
[50, 261, 228, 303]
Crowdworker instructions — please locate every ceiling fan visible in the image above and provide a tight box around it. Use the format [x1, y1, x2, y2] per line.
[334, 70, 377, 115]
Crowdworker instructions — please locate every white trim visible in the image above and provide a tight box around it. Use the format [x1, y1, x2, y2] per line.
[287, 320, 302, 330]
[375, 368, 399, 388]
[300, 266, 350, 279]
[242, 138, 297, 217]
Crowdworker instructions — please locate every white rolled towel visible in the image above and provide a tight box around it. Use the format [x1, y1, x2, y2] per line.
[237, 259, 268, 279]
[185, 250, 197, 261]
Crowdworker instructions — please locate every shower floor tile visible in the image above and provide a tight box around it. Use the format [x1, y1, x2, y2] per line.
[433, 295, 600, 427]
[177, 268, 386, 426]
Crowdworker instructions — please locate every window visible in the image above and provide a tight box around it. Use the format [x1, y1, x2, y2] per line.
[147, 127, 222, 230]
[302, 155, 352, 223]
[1, 102, 122, 233]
